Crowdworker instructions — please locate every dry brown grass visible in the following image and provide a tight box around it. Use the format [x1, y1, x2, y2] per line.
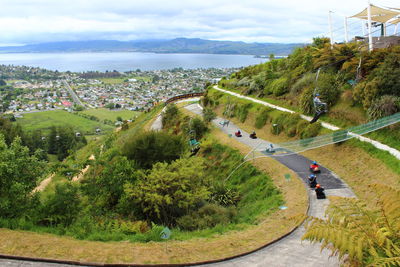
[0, 105, 308, 264]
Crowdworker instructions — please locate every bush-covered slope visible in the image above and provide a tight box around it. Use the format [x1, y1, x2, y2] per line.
[220, 38, 400, 120]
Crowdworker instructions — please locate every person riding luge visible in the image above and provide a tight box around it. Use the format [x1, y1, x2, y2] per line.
[249, 131, 257, 139]
[308, 174, 317, 188]
[315, 184, 326, 199]
[235, 129, 242, 137]
[309, 161, 321, 173]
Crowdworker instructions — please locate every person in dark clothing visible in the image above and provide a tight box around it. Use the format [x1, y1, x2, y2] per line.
[308, 174, 317, 188]
[315, 184, 326, 199]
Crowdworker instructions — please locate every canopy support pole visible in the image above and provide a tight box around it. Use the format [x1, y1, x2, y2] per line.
[344, 16, 349, 43]
[367, 1, 373, 51]
[329, 11, 334, 48]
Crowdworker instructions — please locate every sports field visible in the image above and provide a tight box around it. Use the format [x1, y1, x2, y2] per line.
[16, 110, 114, 134]
[79, 108, 140, 121]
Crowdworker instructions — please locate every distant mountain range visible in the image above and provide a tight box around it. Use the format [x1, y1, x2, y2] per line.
[0, 38, 304, 55]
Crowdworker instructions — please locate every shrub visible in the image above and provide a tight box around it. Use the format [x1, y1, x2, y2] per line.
[367, 95, 400, 120]
[203, 108, 217, 123]
[283, 114, 302, 137]
[188, 117, 208, 139]
[176, 203, 237, 231]
[237, 77, 251, 87]
[122, 131, 185, 169]
[210, 182, 241, 206]
[161, 104, 179, 129]
[270, 76, 289, 96]
[270, 113, 301, 137]
[254, 108, 272, 129]
[124, 157, 210, 225]
[236, 103, 252, 123]
[290, 72, 316, 95]
[301, 122, 322, 139]
[300, 86, 315, 114]
[39, 182, 81, 227]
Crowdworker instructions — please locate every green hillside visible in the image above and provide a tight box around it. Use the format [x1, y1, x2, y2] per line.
[217, 38, 400, 149]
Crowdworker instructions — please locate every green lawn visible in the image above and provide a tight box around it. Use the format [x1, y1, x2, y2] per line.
[98, 77, 126, 84]
[16, 110, 114, 134]
[98, 76, 151, 84]
[79, 108, 140, 122]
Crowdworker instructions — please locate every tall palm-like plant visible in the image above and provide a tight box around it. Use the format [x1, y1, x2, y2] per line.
[303, 184, 400, 266]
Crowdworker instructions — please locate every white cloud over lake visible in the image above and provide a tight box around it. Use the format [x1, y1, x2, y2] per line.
[0, 0, 399, 45]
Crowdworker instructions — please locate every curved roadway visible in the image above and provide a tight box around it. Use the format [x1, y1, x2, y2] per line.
[0, 101, 355, 267]
[183, 103, 355, 267]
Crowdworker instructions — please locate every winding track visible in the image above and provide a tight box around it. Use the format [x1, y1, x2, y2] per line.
[0, 101, 355, 267]
[183, 103, 355, 267]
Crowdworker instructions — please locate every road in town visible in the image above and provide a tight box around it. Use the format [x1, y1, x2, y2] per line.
[63, 80, 84, 107]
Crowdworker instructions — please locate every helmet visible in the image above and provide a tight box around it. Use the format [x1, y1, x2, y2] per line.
[316, 93, 320, 96]
[309, 174, 315, 178]
[312, 161, 317, 165]
[316, 184, 321, 188]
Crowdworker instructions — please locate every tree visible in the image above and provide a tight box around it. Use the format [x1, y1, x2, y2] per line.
[105, 103, 115, 109]
[0, 79, 6, 86]
[81, 156, 137, 212]
[0, 135, 45, 218]
[56, 126, 77, 160]
[47, 126, 58, 154]
[303, 184, 400, 267]
[124, 157, 210, 225]
[162, 104, 179, 129]
[203, 108, 216, 123]
[122, 131, 185, 169]
[40, 182, 81, 226]
[73, 105, 84, 111]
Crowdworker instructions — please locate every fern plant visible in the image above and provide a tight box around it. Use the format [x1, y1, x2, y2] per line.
[302, 184, 400, 266]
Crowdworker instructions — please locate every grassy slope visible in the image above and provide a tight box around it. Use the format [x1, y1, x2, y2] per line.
[79, 108, 140, 121]
[0, 103, 308, 263]
[16, 110, 114, 134]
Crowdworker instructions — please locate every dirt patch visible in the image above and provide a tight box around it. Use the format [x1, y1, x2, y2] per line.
[33, 173, 55, 193]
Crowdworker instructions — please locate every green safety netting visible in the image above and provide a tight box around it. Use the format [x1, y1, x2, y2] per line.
[262, 112, 400, 156]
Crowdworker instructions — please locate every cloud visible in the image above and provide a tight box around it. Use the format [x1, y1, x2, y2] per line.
[0, 0, 399, 45]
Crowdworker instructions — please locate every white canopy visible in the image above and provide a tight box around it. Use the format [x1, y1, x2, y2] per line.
[351, 4, 400, 23]
[389, 18, 400, 24]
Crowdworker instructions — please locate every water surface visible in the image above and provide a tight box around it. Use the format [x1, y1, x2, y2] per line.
[0, 52, 267, 72]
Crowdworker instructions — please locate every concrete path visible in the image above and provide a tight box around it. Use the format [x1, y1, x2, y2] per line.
[183, 103, 355, 267]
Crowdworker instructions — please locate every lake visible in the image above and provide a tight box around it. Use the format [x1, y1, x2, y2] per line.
[0, 52, 268, 72]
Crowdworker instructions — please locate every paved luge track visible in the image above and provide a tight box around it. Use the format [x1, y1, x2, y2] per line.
[0, 102, 355, 267]
[183, 104, 355, 267]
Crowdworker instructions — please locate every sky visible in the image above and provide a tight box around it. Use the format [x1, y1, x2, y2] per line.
[0, 0, 399, 46]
